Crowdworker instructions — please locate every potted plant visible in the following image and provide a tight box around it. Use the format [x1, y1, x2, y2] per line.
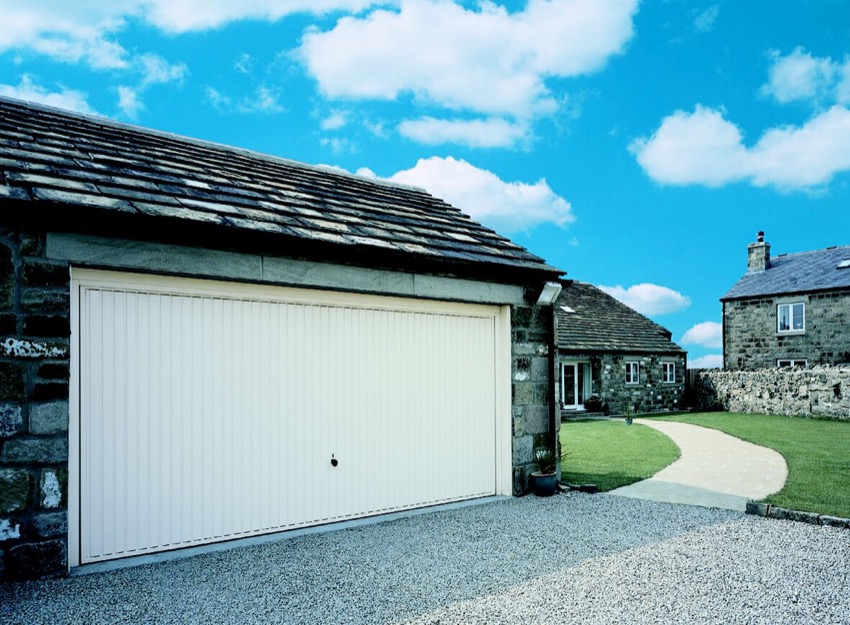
[624, 404, 634, 425]
[531, 446, 559, 496]
[584, 395, 603, 413]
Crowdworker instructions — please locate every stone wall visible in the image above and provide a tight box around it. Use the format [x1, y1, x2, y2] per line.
[511, 303, 557, 495]
[695, 366, 850, 420]
[559, 352, 685, 415]
[724, 289, 850, 370]
[0, 227, 70, 581]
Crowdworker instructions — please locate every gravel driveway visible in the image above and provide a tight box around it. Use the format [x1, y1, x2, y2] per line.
[2, 494, 848, 625]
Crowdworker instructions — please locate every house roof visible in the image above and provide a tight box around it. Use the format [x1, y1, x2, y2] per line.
[722, 244, 850, 301]
[0, 97, 561, 283]
[555, 281, 685, 354]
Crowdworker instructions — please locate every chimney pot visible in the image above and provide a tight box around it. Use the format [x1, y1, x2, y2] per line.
[747, 231, 770, 272]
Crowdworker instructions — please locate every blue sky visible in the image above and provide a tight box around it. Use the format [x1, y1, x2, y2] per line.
[2, 0, 849, 368]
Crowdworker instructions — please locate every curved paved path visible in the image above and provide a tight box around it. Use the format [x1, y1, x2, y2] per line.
[609, 419, 788, 511]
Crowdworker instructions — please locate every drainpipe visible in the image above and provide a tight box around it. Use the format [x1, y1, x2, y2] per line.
[547, 302, 558, 453]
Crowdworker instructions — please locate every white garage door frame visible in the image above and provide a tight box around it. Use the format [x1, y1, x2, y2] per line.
[68, 268, 512, 568]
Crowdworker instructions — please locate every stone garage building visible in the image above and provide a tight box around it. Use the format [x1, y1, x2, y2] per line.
[0, 97, 563, 580]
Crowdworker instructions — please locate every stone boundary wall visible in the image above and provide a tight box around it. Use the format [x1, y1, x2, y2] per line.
[694, 366, 850, 420]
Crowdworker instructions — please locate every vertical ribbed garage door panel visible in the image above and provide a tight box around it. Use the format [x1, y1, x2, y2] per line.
[79, 274, 498, 563]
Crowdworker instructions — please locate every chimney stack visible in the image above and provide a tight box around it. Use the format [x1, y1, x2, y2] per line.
[747, 230, 770, 272]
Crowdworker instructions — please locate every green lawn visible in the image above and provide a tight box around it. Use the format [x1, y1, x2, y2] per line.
[559, 419, 680, 491]
[652, 412, 850, 518]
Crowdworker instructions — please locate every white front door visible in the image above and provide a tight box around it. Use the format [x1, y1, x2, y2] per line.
[561, 362, 591, 410]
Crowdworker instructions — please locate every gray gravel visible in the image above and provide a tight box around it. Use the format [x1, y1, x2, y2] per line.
[2, 493, 848, 625]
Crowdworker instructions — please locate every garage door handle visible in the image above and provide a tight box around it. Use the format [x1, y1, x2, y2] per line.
[331, 455, 339, 467]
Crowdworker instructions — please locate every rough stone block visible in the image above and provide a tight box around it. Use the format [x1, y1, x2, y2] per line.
[524, 405, 549, 434]
[0, 337, 68, 359]
[512, 434, 533, 467]
[0, 362, 25, 401]
[22, 260, 69, 289]
[512, 383, 534, 405]
[818, 515, 850, 529]
[0, 437, 68, 464]
[0, 313, 15, 335]
[23, 315, 70, 338]
[530, 357, 549, 380]
[0, 468, 32, 513]
[0, 403, 23, 437]
[0, 519, 21, 541]
[0, 241, 14, 310]
[29, 401, 68, 435]
[745, 501, 769, 517]
[37, 363, 70, 380]
[20, 288, 69, 313]
[31, 511, 67, 538]
[40, 469, 65, 509]
[7, 539, 66, 580]
[29, 382, 69, 402]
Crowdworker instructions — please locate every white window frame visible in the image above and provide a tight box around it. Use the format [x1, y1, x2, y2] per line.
[777, 302, 805, 333]
[662, 362, 676, 384]
[777, 359, 807, 368]
[625, 361, 640, 385]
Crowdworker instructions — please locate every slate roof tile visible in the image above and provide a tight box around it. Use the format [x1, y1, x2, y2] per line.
[556, 282, 684, 354]
[0, 97, 561, 279]
[723, 245, 850, 299]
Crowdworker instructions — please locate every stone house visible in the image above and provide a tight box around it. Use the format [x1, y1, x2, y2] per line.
[722, 232, 850, 370]
[0, 97, 564, 580]
[555, 281, 686, 415]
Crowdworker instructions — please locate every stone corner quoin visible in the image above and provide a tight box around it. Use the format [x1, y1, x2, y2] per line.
[0, 229, 71, 581]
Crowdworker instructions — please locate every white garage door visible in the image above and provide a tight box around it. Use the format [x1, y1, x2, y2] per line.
[71, 269, 508, 564]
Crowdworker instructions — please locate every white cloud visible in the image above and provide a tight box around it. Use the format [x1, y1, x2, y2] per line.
[761, 47, 846, 106]
[598, 283, 691, 316]
[142, 0, 382, 33]
[299, 0, 637, 144]
[688, 354, 723, 369]
[693, 5, 719, 33]
[0, 1, 382, 67]
[398, 117, 528, 148]
[387, 156, 574, 233]
[631, 105, 850, 190]
[0, 74, 96, 115]
[117, 85, 143, 118]
[206, 85, 285, 114]
[680, 321, 722, 349]
[238, 85, 284, 113]
[136, 53, 187, 87]
[630, 106, 749, 187]
[321, 112, 348, 131]
[234, 53, 253, 75]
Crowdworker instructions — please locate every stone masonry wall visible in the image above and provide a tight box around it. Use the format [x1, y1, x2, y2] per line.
[598, 353, 685, 415]
[0, 227, 70, 581]
[511, 303, 557, 495]
[724, 289, 850, 370]
[696, 366, 850, 420]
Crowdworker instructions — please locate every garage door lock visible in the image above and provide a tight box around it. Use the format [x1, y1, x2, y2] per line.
[331, 454, 339, 467]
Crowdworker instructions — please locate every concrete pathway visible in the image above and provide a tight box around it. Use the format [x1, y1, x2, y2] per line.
[609, 419, 788, 511]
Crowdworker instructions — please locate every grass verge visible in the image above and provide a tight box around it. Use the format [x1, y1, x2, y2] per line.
[653, 412, 850, 518]
[559, 419, 680, 491]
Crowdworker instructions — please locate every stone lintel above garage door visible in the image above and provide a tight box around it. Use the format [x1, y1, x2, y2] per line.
[47, 233, 526, 306]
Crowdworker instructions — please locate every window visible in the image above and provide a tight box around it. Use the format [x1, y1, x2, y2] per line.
[625, 361, 639, 385]
[777, 302, 804, 333]
[662, 362, 676, 383]
[777, 359, 807, 368]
